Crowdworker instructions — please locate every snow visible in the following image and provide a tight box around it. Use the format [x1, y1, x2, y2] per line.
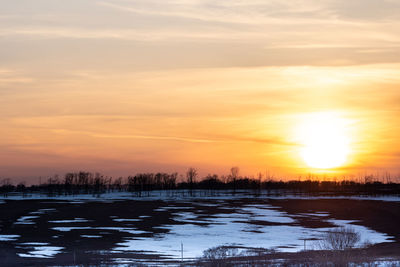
[239, 205, 296, 223]
[49, 218, 89, 223]
[114, 221, 310, 258]
[326, 219, 392, 245]
[267, 195, 400, 202]
[297, 212, 330, 217]
[1, 190, 400, 203]
[112, 218, 142, 222]
[196, 203, 217, 207]
[99, 227, 149, 235]
[29, 208, 56, 215]
[18, 246, 64, 258]
[0, 191, 397, 263]
[52, 226, 91, 232]
[349, 260, 400, 267]
[52, 226, 148, 235]
[14, 216, 39, 225]
[112, 258, 168, 266]
[81, 235, 102, 238]
[0, 235, 20, 241]
[113, 205, 393, 259]
[20, 242, 49, 245]
[154, 206, 192, 212]
[173, 212, 200, 223]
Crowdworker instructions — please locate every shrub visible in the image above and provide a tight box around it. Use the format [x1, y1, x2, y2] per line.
[318, 226, 361, 250]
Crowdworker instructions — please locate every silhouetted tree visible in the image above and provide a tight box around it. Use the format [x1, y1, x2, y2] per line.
[186, 167, 197, 196]
[229, 166, 239, 194]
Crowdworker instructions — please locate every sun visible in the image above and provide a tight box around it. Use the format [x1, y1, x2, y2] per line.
[296, 112, 351, 169]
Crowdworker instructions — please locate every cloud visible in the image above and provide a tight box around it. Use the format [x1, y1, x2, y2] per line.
[51, 128, 217, 143]
[0, 0, 399, 70]
[98, 0, 330, 25]
[98, 0, 400, 24]
[0, 69, 34, 84]
[50, 127, 294, 146]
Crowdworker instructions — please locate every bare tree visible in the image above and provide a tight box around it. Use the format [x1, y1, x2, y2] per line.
[230, 167, 239, 180]
[230, 166, 239, 194]
[186, 167, 197, 184]
[186, 167, 197, 196]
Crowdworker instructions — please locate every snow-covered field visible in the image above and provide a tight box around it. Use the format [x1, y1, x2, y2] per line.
[0, 191, 398, 265]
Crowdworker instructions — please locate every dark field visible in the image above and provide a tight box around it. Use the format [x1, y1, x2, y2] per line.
[0, 192, 399, 266]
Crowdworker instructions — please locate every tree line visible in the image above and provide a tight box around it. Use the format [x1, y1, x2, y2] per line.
[1, 167, 400, 197]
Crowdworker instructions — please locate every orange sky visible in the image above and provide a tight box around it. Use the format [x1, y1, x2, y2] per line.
[1, 1, 400, 180]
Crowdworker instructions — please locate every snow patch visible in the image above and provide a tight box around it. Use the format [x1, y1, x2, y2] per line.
[20, 242, 49, 245]
[49, 218, 89, 223]
[112, 218, 142, 222]
[52, 226, 148, 235]
[81, 235, 102, 238]
[0, 235, 20, 241]
[18, 246, 64, 258]
[15, 216, 39, 225]
[113, 205, 393, 259]
[327, 219, 392, 245]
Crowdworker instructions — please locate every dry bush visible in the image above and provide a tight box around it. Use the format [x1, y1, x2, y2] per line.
[312, 226, 365, 266]
[318, 226, 361, 250]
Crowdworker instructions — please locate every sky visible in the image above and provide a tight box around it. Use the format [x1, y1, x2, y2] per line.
[1, 0, 400, 181]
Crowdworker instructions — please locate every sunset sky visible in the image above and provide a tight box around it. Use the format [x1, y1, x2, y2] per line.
[1, 0, 400, 181]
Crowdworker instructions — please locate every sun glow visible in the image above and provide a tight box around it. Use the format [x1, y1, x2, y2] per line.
[297, 112, 351, 169]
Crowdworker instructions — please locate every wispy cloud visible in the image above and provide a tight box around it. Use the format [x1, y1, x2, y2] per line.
[51, 128, 217, 143]
[0, 69, 34, 84]
[98, 0, 400, 24]
[50, 127, 294, 146]
[0, 27, 268, 42]
[0, 0, 399, 70]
